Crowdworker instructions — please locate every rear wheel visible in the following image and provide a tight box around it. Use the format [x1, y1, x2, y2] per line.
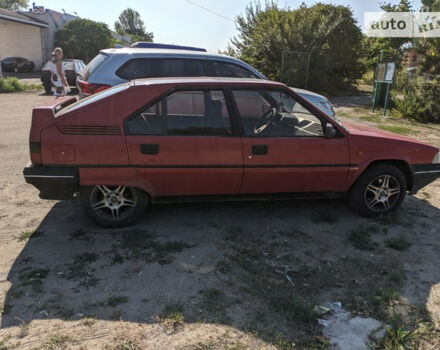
[80, 185, 148, 227]
[348, 164, 406, 217]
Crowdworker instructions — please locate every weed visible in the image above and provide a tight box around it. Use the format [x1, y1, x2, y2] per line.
[118, 230, 194, 265]
[378, 124, 416, 135]
[0, 335, 11, 350]
[312, 210, 338, 224]
[110, 310, 123, 321]
[80, 317, 97, 326]
[382, 313, 413, 350]
[348, 228, 377, 250]
[18, 321, 29, 338]
[18, 267, 49, 292]
[271, 296, 317, 324]
[200, 288, 226, 313]
[107, 296, 129, 307]
[386, 236, 412, 251]
[157, 302, 185, 331]
[375, 288, 400, 307]
[65, 252, 99, 288]
[16, 230, 33, 242]
[273, 334, 297, 350]
[44, 334, 70, 350]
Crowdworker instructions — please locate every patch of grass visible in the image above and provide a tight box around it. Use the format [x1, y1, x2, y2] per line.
[107, 295, 129, 307]
[18, 267, 49, 292]
[360, 114, 381, 123]
[80, 317, 97, 326]
[0, 77, 42, 93]
[378, 124, 416, 135]
[200, 288, 227, 313]
[157, 302, 185, 331]
[348, 228, 377, 250]
[44, 334, 70, 350]
[18, 320, 29, 338]
[386, 236, 412, 251]
[312, 210, 338, 224]
[118, 230, 194, 265]
[112, 338, 140, 350]
[16, 230, 33, 242]
[65, 252, 99, 288]
[375, 288, 400, 308]
[382, 313, 413, 350]
[271, 296, 318, 324]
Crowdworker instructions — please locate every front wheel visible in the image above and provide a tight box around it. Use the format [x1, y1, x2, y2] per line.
[80, 185, 148, 227]
[348, 164, 407, 217]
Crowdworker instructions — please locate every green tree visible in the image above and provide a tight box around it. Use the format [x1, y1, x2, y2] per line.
[229, 2, 365, 94]
[0, 0, 27, 11]
[362, 0, 413, 69]
[114, 8, 153, 42]
[55, 19, 113, 63]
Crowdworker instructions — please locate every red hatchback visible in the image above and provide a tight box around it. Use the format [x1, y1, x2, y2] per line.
[24, 78, 440, 227]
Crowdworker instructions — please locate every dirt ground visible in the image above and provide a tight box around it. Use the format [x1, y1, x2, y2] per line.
[0, 91, 440, 349]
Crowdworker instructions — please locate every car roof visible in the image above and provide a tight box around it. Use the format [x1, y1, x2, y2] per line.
[132, 77, 286, 88]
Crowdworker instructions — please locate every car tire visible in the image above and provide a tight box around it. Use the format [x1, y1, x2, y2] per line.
[348, 164, 406, 217]
[80, 185, 148, 227]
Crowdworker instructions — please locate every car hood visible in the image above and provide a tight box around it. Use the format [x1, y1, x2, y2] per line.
[341, 119, 429, 146]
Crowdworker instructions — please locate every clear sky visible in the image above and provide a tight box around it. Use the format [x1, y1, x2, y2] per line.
[33, 0, 423, 52]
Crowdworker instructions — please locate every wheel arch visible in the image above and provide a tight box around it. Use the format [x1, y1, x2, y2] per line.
[349, 159, 413, 192]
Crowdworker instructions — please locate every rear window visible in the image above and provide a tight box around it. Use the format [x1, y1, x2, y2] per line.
[116, 58, 205, 80]
[80, 53, 108, 81]
[57, 84, 129, 116]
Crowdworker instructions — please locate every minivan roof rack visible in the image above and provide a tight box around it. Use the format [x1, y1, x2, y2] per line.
[130, 42, 207, 52]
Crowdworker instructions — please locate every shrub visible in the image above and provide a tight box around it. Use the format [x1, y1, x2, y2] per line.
[0, 77, 25, 92]
[391, 76, 440, 123]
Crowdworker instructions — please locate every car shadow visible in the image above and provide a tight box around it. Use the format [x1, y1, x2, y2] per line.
[1, 195, 440, 345]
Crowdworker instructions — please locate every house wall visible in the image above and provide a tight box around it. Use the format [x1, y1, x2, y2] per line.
[0, 19, 44, 68]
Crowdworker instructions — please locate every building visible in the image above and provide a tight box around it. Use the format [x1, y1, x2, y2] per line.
[0, 3, 79, 70]
[19, 4, 79, 64]
[0, 8, 48, 69]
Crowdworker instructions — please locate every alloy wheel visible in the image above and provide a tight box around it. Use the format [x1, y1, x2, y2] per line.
[363, 175, 401, 212]
[90, 185, 137, 221]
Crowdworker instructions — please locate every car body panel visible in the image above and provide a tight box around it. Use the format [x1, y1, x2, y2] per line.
[24, 78, 440, 203]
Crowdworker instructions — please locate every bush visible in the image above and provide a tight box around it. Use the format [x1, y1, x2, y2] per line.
[391, 76, 440, 123]
[0, 77, 25, 92]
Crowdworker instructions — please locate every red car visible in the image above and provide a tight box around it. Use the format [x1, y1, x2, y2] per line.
[23, 78, 440, 227]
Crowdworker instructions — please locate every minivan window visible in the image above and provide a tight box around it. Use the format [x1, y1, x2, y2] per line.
[81, 53, 108, 81]
[213, 62, 257, 78]
[116, 58, 206, 80]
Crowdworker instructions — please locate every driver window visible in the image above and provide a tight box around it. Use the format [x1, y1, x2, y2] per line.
[232, 90, 324, 137]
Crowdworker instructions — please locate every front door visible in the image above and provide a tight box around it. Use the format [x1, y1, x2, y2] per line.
[231, 89, 350, 194]
[125, 89, 243, 197]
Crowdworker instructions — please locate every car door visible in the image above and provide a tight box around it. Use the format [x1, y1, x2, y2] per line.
[125, 88, 243, 197]
[231, 89, 350, 194]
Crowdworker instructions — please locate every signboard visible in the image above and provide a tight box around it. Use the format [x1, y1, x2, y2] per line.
[375, 62, 396, 83]
[373, 61, 396, 115]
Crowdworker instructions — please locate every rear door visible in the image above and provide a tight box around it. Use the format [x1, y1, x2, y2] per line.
[231, 89, 350, 194]
[125, 88, 243, 197]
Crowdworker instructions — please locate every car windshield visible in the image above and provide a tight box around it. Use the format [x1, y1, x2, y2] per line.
[57, 84, 130, 116]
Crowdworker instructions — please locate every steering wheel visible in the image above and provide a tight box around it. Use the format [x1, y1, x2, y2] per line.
[253, 107, 277, 135]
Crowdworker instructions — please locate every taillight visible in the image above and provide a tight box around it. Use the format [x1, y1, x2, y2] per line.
[77, 79, 111, 95]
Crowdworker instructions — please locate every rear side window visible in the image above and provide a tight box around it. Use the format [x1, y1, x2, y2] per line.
[213, 62, 257, 78]
[116, 58, 205, 80]
[81, 53, 108, 81]
[126, 90, 232, 136]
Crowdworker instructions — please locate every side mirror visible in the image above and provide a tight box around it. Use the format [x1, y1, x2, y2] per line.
[324, 123, 337, 138]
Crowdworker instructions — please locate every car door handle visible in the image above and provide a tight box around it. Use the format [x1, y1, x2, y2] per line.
[251, 145, 268, 155]
[140, 144, 159, 155]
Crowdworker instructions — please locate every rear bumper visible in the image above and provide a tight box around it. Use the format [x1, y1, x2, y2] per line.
[410, 164, 440, 194]
[23, 162, 78, 200]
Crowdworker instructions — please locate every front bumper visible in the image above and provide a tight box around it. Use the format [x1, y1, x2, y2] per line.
[410, 164, 440, 194]
[23, 162, 78, 200]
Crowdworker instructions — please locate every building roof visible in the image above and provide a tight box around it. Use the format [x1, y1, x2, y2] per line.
[0, 8, 48, 27]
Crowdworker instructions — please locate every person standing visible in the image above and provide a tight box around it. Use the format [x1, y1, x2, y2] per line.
[50, 47, 69, 96]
